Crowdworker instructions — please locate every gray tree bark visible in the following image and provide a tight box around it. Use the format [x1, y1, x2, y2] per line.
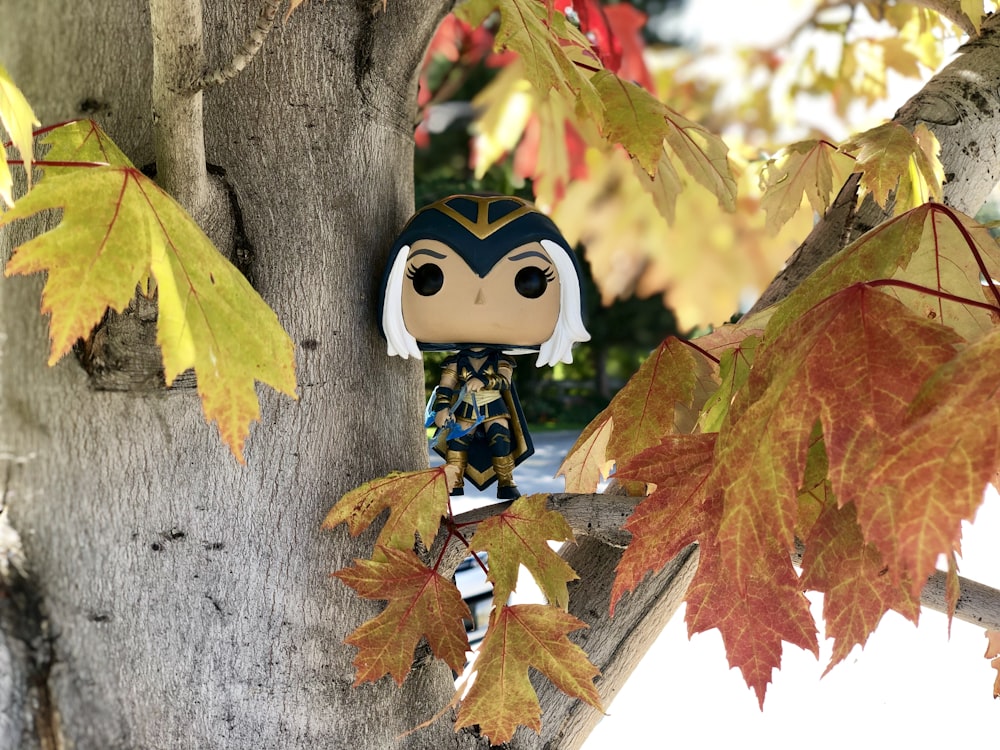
[0, 2, 494, 748]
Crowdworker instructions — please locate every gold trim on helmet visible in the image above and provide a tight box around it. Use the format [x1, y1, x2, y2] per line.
[429, 196, 536, 240]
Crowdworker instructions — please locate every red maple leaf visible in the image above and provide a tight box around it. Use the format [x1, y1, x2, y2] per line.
[335, 546, 471, 686]
[685, 539, 819, 707]
[710, 285, 961, 588]
[610, 433, 717, 614]
[863, 326, 1000, 593]
[799, 499, 920, 671]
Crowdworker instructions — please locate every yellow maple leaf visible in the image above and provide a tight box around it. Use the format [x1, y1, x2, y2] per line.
[2, 156, 296, 462]
[0, 64, 39, 206]
[455, 604, 602, 744]
[470, 494, 577, 610]
[759, 139, 856, 235]
[323, 468, 449, 557]
[841, 121, 942, 210]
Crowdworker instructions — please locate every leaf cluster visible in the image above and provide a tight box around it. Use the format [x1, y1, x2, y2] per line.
[324, 473, 601, 745]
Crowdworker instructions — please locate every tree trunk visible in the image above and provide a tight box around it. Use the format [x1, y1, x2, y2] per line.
[0, 2, 490, 748]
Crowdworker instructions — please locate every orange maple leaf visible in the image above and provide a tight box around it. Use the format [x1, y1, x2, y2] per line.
[685, 540, 818, 708]
[562, 337, 715, 483]
[470, 494, 577, 610]
[335, 546, 470, 686]
[710, 285, 961, 589]
[455, 604, 602, 744]
[322, 468, 449, 557]
[610, 433, 717, 614]
[799, 500, 920, 672]
[863, 325, 1000, 593]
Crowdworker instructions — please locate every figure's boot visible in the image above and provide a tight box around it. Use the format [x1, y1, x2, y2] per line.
[446, 450, 468, 496]
[492, 454, 520, 499]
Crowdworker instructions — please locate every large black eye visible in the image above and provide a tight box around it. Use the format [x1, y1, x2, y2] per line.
[409, 263, 444, 296]
[515, 266, 548, 299]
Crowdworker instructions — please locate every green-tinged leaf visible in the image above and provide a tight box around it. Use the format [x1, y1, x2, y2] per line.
[1, 165, 296, 462]
[767, 203, 1000, 343]
[0, 64, 39, 205]
[610, 433, 717, 614]
[323, 468, 449, 556]
[593, 70, 670, 175]
[562, 337, 715, 479]
[470, 494, 577, 610]
[38, 119, 133, 172]
[697, 335, 759, 433]
[335, 546, 471, 686]
[455, 604, 602, 745]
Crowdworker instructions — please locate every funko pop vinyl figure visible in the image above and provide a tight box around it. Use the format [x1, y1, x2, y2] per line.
[379, 195, 590, 498]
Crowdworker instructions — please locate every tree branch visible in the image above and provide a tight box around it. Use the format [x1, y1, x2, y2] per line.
[149, 0, 209, 213]
[197, 0, 283, 91]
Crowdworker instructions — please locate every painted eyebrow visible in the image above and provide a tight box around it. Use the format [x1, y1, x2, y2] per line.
[406, 248, 448, 261]
[506, 250, 551, 263]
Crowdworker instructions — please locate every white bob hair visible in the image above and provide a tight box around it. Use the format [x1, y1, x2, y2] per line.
[382, 238, 590, 367]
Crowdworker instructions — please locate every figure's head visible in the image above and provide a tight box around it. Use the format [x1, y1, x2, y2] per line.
[379, 195, 590, 367]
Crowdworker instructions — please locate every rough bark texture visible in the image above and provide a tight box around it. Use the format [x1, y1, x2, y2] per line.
[0, 2, 494, 748]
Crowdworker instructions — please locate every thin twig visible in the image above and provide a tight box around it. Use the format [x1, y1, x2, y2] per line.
[196, 0, 283, 92]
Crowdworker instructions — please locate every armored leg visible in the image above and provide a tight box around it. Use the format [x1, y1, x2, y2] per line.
[445, 449, 468, 496]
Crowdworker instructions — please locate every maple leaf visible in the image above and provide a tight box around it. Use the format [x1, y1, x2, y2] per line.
[0, 63, 39, 205]
[862, 325, 1000, 593]
[459, 0, 603, 122]
[661, 105, 737, 213]
[799, 499, 920, 672]
[592, 70, 670, 175]
[685, 540, 818, 708]
[759, 139, 855, 235]
[1, 161, 297, 462]
[840, 121, 942, 210]
[555, 414, 613, 493]
[37, 119, 133, 172]
[323, 468, 449, 557]
[335, 546, 470, 686]
[561, 337, 715, 479]
[469, 494, 577, 610]
[767, 203, 1000, 344]
[610, 433, 717, 614]
[711, 285, 961, 588]
[697, 335, 759, 433]
[455, 604, 602, 744]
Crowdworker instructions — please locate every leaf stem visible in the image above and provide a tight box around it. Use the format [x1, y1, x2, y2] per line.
[932, 203, 1000, 309]
[865, 278, 1000, 315]
[679, 337, 721, 365]
[7, 159, 109, 169]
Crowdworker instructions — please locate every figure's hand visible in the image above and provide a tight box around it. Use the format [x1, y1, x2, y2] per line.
[435, 410, 449, 429]
[467, 378, 485, 392]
